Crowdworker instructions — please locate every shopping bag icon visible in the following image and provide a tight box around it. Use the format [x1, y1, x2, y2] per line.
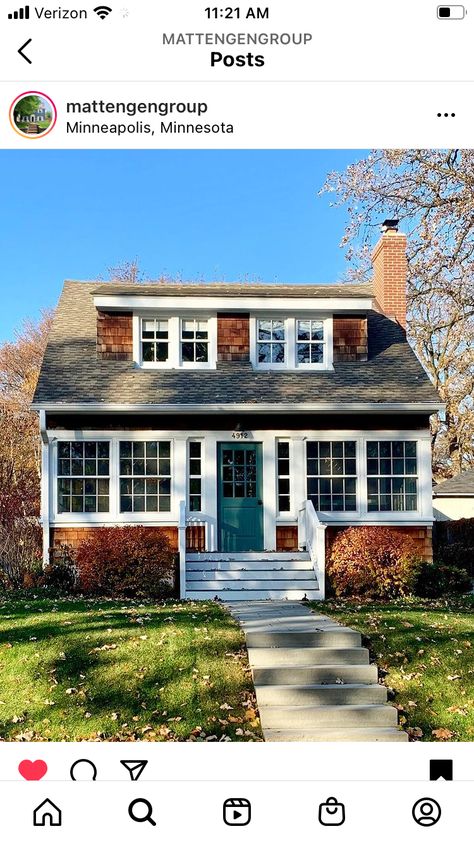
[318, 796, 345, 826]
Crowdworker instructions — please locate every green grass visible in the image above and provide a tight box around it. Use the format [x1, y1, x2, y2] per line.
[0, 596, 262, 742]
[311, 596, 474, 741]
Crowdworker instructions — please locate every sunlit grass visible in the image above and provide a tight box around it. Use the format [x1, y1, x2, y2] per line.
[311, 596, 474, 741]
[0, 596, 261, 742]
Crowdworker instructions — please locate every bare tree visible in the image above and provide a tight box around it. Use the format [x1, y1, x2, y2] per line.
[321, 149, 474, 477]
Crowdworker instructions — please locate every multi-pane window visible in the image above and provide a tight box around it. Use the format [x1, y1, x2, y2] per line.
[306, 441, 357, 512]
[120, 441, 171, 512]
[367, 441, 418, 512]
[277, 441, 291, 512]
[297, 319, 324, 364]
[57, 442, 110, 513]
[189, 441, 202, 512]
[257, 319, 286, 364]
[141, 318, 169, 363]
[222, 448, 257, 498]
[181, 319, 209, 363]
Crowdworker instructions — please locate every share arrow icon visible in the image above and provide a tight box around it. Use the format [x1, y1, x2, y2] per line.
[120, 760, 148, 781]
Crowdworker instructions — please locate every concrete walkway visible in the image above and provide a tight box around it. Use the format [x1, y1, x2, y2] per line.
[228, 600, 408, 742]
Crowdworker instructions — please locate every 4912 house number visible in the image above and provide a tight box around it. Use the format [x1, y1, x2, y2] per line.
[232, 431, 250, 439]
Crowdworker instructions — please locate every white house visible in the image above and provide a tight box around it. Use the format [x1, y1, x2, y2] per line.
[32, 221, 442, 600]
[433, 469, 474, 521]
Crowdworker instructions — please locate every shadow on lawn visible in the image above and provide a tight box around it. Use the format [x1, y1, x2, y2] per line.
[0, 598, 252, 740]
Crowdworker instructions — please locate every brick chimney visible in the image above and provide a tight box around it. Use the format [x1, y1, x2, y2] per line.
[371, 219, 407, 328]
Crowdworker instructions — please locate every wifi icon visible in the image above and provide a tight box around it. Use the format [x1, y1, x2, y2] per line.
[94, 5, 112, 18]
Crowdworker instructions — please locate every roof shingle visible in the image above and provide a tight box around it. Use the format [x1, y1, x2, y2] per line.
[33, 281, 441, 409]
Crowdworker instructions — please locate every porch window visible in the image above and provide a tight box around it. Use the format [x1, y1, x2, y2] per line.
[257, 318, 286, 364]
[277, 441, 291, 512]
[306, 440, 357, 512]
[181, 319, 209, 363]
[57, 441, 110, 513]
[296, 319, 324, 365]
[141, 318, 169, 363]
[188, 441, 202, 512]
[367, 441, 418, 511]
[119, 441, 171, 512]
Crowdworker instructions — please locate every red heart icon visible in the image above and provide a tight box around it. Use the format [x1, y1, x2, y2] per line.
[18, 759, 48, 781]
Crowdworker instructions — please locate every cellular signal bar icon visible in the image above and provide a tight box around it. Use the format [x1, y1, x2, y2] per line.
[8, 5, 30, 18]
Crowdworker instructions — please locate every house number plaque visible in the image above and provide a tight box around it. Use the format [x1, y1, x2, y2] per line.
[232, 430, 250, 439]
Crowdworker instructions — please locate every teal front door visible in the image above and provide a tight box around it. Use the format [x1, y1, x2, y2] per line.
[218, 442, 264, 552]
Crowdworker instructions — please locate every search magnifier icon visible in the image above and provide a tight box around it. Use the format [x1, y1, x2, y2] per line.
[128, 798, 156, 826]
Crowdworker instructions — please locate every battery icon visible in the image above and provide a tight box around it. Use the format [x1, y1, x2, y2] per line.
[437, 5, 466, 17]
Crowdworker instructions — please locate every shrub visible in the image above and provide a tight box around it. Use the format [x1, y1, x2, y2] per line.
[433, 518, 474, 576]
[327, 526, 423, 599]
[415, 561, 471, 598]
[41, 544, 78, 594]
[0, 518, 42, 590]
[76, 526, 176, 598]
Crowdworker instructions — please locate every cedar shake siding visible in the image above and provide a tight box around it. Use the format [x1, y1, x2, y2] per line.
[50, 525, 179, 553]
[97, 310, 133, 360]
[333, 316, 368, 362]
[217, 313, 250, 361]
[276, 525, 299, 552]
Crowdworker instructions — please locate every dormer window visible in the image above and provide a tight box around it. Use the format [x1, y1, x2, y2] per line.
[181, 319, 209, 364]
[141, 318, 169, 363]
[257, 319, 286, 364]
[251, 315, 332, 371]
[134, 314, 216, 369]
[297, 319, 324, 364]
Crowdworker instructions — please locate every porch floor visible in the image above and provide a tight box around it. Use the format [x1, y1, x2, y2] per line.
[228, 601, 408, 742]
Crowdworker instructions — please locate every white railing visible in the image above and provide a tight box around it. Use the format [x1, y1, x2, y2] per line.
[178, 500, 187, 599]
[298, 500, 327, 599]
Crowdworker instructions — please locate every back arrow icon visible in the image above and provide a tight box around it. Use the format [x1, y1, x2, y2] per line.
[18, 39, 32, 64]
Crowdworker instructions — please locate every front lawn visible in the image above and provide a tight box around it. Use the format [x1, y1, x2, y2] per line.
[0, 596, 262, 741]
[313, 596, 474, 741]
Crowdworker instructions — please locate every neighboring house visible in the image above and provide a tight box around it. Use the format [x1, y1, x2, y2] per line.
[33, 221, 442, 600]
[433, 469, 474, 521]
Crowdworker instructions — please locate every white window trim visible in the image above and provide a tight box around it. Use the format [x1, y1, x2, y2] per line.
[250, 314, 333, 371]
[133, 313, 217, 370]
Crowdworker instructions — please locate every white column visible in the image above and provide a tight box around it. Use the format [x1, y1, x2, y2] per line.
[204, 435, 218, 551]
[262, 432, 276, 550]
[292, 436, 306, 514]
[39, 411, 50, 569]
[173, 437, 187, 521]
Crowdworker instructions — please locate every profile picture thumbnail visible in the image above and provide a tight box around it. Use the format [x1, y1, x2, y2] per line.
[10, 91, 57, 138]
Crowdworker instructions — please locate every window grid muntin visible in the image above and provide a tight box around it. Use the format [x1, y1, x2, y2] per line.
[181, 318, 209, 363]
[367, 441, 418, 512]
[141, 317, 169, 363]
[296, 319, 324, 365]
[222, 447, 257, 498]
[277, 440, 291, 512]
[257, 318, 286, 364]
[57, 441, 110, 513]
[306, 440, 357, 512]
[119, 440, 171, 513]
[189, 441, 202, 512]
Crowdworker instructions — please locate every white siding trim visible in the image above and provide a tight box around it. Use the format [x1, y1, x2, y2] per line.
[94, 294, 375, 312]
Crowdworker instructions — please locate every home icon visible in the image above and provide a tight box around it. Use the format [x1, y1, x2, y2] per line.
[33, 798, 62, 827]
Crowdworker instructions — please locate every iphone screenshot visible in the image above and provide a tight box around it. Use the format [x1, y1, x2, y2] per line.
[0, 0, 472, 839]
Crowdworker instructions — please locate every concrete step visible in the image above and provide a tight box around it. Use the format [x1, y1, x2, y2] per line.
[246, 630, 362, 648]
[186, 589, 322, 601]
[187, 559, 313, 571]
[252, 663, 379, 686]
[256, 683, 387, 706]
[248, 646, 369, 667]
[264, 727, 409, 742]
[186, 569, 313, 582]
[259, 703, 398, 730]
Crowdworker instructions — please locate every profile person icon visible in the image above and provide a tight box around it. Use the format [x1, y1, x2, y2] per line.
[70, 759, 98, 781]
[412, 798, 441, 827]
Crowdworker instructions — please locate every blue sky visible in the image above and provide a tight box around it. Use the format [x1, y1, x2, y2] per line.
[0, 149, 367, 340]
